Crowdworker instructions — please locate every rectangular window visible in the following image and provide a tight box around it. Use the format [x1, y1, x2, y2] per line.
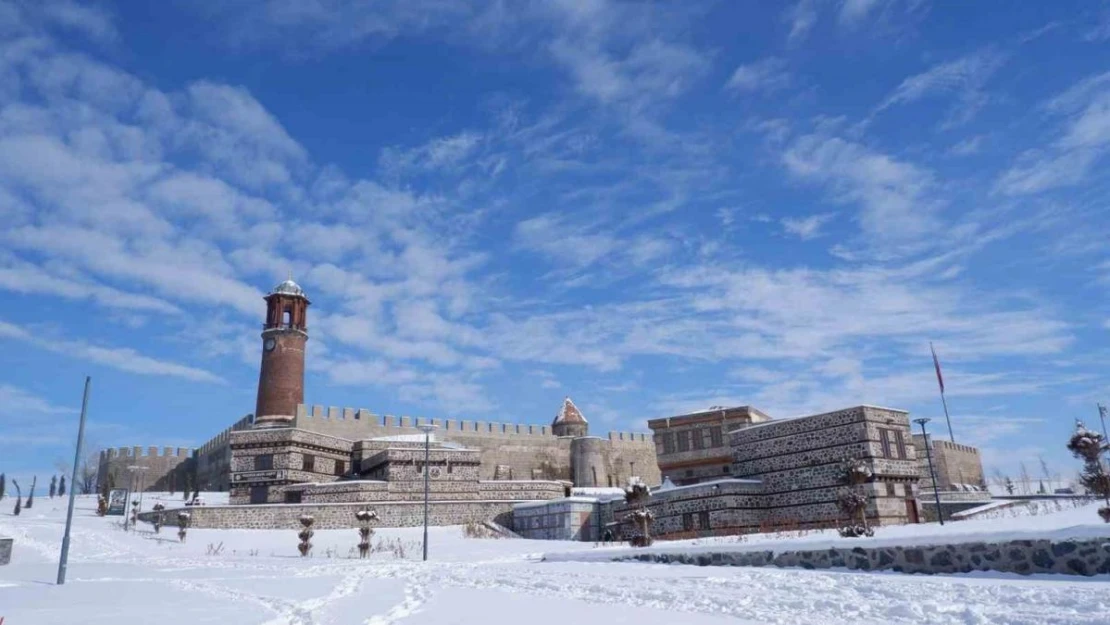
[677, 431, 691, 452]
[283, 490, 302, 504]
[879, 429, 892, 458]
[683, 513, 694, 531]
[254, 454, 273, 471]
[885, 482, 896, 497]
[249, 486, 268, 504]
[662, 433, 675, 454]
[699, 511, 710, 529]
[335, 460, 346, 476]
[722, 465, 731, 474]
[710, 426, 724, 447]
[302, 454, 315, 472]
[692, 428, 705, 450]
[894, 429, 907, 460]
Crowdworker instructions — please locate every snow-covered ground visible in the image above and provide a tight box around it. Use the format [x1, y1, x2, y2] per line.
[1, 493, 1108, 625]
[547, 499, 1110, 563]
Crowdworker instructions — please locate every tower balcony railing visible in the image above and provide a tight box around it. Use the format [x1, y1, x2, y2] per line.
[262, 323, 308, 331]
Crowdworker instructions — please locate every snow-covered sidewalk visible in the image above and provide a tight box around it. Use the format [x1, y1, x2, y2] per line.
[2, 494, 1108, 625]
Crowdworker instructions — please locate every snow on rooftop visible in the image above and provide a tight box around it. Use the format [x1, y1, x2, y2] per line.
[553, 396, 587, 424]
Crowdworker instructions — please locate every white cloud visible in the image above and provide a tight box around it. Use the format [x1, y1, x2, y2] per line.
[781, 213, 835, 240]
[0, 383, 73, 418]
[0, 319, 224, 383]
[839, 0, 882, 25]
[782, 133, 938, 242]
[0, 258, 180, 314]
[997, 71, 1110, 195]
[784, 0, 818, 45]
[948, 135, 984, 156]
[725, 57, 790, 94]
[875, 49, 1006, 126]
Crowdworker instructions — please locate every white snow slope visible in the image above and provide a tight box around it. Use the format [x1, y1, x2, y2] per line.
[1, 493, 1108, 625]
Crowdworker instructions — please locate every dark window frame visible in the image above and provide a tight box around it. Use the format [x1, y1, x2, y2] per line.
[254, 454, 274, 471]
[677, 430, 691, 452]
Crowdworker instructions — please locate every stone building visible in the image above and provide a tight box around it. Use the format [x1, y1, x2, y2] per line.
[912, 434, 986, 491]
[227, 278, 659, 507]
[96, 446, 192, 492]
[648, 406, 771, 485]
[515, 405, 925, 540]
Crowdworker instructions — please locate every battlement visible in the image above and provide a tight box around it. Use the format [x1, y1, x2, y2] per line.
[295, 404, 554, 437]
[197, 414, 254, 456]
[606, 431, 650, 443]
[100, 446, 193, 459]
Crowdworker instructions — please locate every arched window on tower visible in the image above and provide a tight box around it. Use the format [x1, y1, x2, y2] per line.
[283, 308, 292, 328]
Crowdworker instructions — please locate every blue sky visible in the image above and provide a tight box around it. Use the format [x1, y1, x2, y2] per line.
[1, 0, 1108, 486]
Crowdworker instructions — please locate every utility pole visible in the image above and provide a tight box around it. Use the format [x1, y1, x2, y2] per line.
[914, 417, 945, 526]
[58, 376, 91, 585]
[417, 423, 438, 562]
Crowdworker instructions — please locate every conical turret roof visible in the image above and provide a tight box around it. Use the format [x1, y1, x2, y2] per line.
[553, 396, 587, 425]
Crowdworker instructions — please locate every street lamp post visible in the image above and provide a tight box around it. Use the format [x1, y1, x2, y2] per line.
[914, 418, 944, 526]
[123, 465, 147, 531]
[416, 423, 438, 562]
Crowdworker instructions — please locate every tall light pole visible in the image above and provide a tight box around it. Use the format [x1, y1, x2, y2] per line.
[123, 465, 147, 531]
[914, 418, 944, 526]
[58, 376, 91, 585]
[416, 423, 438, 562]
[1098, 404, 1109, 446]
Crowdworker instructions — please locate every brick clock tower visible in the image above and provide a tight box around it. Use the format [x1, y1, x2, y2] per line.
[253, 278, 310, 428]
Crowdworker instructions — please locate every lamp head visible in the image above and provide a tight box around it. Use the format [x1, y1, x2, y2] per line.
[416, 423, 438, 434]
[913, 417, 930, 426]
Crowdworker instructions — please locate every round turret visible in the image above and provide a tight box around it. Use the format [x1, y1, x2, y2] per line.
[552, 396, 588, 438]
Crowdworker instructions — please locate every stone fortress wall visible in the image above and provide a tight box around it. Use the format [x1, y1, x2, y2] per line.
[291, 403, 659, 488]
[196, 414, 254, 490]
[97, 446, 192, 492]
[912, 434, 986, 490]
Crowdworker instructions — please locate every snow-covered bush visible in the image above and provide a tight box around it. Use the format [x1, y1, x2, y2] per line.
[1066, 421, 1110, 523]
[355, 509, 378, 558]
[176, 512, 190, 543]
[836, 457, 875, 538]
[623, 476, 655, 547]
[298, 514, 315, 557]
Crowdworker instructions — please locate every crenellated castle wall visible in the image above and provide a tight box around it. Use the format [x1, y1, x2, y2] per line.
[289, 404, 658, 486]
[96, 446, 193, 492]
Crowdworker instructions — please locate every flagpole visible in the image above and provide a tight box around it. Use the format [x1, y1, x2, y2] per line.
[940, 389, 954, 443]
[930, 342, 955, 443]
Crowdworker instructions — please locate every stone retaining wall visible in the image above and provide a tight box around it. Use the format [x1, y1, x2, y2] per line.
[0, 536, 11, 565]
[137, 500, 530, 529]
[610, 537, 1110, 577]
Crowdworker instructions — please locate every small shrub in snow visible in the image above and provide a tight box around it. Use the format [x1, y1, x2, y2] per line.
[176, 512, 191, 543]
[49, 475, 57, 498]
[58, 475, 66, 498]
[206, 542, 225, 556]
[836, 457, 875, 538]
[1066, 420, 1110, 523]
[355, 509, 378, 558]
[12, 479, 21, 516]
[622, 476, 655, 547]
[25, 475, 36, 509]
[151, 503, 166, 533]
[298, 514, 315, 557]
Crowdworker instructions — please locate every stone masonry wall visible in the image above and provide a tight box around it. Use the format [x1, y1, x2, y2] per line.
[97, 446, 192, 492]
[290, 404, 658, 485]
[610, 537, 1110, 577]
[731, 406, 921, 527]
[137, 500, 525, 529]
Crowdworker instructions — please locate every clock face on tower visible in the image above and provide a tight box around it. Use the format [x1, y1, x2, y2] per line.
[264, 338, 276, 352]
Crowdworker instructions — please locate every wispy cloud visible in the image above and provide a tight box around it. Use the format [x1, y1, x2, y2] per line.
[781, 213, 835, 240]
[725, 57, 791, 94]
[996, 71, 1110, 195]
[874, 49, 1007, 126]
[0, 319, 224, 383]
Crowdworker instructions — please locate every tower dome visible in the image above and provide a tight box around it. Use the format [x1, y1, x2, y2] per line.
[271, 278, 305, 297]
[552, 396, 588, 437]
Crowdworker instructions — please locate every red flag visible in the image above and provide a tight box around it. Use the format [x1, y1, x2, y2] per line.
[930, 342, 945, 394]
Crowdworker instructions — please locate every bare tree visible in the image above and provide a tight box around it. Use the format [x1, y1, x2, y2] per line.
[1018, 462, 1032, 495]
[76, 449, 100, 495]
